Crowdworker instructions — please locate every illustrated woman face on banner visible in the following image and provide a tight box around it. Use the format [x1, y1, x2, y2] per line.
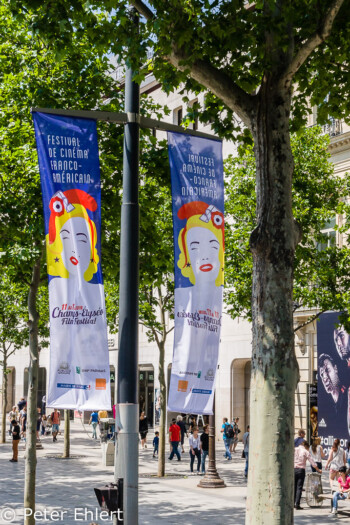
[46, 189, 99, 281]
[177, 201, 224, 287]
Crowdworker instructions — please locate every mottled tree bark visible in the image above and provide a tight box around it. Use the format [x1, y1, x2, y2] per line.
[246, 81, 300, 525]
[24, 255, 41, 525]
[1, 349, 8, 444]
[157, 338, 166, 477]
[63, 410, 70, 458]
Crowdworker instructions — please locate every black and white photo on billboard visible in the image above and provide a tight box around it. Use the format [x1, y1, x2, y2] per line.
[317, 312, 350, 457]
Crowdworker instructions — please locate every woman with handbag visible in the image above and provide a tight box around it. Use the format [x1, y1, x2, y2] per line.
[189, 427, 201, 475]
[325, 438, 346, 490]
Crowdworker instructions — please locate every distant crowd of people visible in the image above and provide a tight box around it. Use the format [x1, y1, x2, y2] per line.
[294, 428, 350, 515]
[139, 411, 249, 477]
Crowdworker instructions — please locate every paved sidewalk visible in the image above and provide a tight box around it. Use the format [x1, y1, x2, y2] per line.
[0, 421, 349, 524]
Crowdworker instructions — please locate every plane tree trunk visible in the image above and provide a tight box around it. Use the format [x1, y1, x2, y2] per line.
[157, 338, 166, 477]
[63, 410, 70, 458]
[246, 80, 300, 525]
[1, 349, 8, 444]
[24, 255, 42, 525]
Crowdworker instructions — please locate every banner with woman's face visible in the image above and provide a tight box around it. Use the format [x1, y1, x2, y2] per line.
[167, 132, 224, 415]
[317, 312, 350, 456]
[33, 112, 111, 411]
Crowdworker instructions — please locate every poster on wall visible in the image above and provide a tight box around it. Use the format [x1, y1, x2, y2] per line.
[307, 383, 318, 442]
[167, 132, 224, 415]
[33, 111, 111, 411]
[317, 311, 350, 455]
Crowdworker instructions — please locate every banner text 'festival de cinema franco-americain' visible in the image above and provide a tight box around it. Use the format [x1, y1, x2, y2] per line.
[33, 112, 111, 411]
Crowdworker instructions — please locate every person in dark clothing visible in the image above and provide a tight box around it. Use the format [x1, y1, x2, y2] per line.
[139, 411, 148, 449]
[10, 419, 21, 462]
[176, 415, 188, 453]
[200, 424, 209, 474]
[17, 397, 26, 412]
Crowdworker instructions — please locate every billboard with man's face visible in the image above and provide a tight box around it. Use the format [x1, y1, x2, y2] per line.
[317, 312, 350, 456]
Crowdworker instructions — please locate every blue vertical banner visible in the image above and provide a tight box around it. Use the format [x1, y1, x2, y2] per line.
[317, 312, 350, 455]
[33, 112, 111, 410]
[167, 132, 224, 415]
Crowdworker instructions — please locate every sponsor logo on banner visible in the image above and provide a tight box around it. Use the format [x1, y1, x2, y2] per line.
[167, 132, 224, 415]
[58, 362, 71, 375]
[317, 312, 350, 455]
[33, 112, 111, 411]
[178, 380, 188, 392]
[205, 369, 215, 382]
[95, 378, 107, 390]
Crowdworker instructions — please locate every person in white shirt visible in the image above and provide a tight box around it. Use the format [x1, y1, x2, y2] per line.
[242, 426, 250, 478]
[294, 441, 321, 510]
[310, 437, 325, 472]
[189, 426, 201, 475]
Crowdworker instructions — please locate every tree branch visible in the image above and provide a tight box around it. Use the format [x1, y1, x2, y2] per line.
[165, 325, 174, 337]
[129, 0, 154, 20]
[294, 311, 324, 332]
[168, 50, 256, 128]
[130, 1, 256, 127]
[280, 0, 345, 88]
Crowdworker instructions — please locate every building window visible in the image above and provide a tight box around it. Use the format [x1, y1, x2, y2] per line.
[173, 106, 183, 126]
[189, 99, 199, 131]
[317, 218, 336, 252]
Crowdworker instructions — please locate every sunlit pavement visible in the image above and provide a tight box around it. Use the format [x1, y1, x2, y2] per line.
[0, 421, 347, 524]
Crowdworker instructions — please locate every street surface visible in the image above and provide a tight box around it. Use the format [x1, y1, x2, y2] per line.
[0, 421, 348, 524]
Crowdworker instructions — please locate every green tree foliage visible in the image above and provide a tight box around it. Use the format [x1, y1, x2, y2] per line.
[0, 275, 28, 444]
[7, 0, 350, 521]
[225, 126, 350, 325]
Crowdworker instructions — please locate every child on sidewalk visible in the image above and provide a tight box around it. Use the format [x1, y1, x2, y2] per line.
[153, 431, 159, 458]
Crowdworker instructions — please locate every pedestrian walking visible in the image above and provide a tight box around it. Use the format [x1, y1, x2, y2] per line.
[168, 418, 181, 461]
[221, 417, 233, 460]
[89, 411, 99, 439]
[294, 440, 321, 510]
[294, 429, 306, 447]
[41, 415, 48, 436]
[36, 408, 42, 440]
[51, 408, 61, 442]
[325, 438, 346, 489]
[42, 394, 46, 415]
[21, 406, 27, 441]
[176, 415, 187, 453]
[9, 419, 21, 462]
[310, 437, 325, 472]
[200, 424, 209, 474]
[189, 426, 201, 475]
[231, 417, 240, 453]
[153, 431, 159, 457]
[8, 406, 18, 436]
[188, 416, 196, 434]
[139, 411, 148, 449]
[243, 426, 250, 478]
[330, 466, 350, 516]
[17, 397, 26, 412]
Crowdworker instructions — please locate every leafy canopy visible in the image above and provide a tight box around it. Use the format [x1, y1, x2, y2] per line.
[224, 126, 350, 326]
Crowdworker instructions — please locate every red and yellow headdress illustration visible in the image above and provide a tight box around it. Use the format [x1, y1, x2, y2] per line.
[46, 189, 99, 281]
[177, 201, 224, 286]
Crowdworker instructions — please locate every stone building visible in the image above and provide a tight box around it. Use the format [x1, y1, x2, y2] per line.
[1, 68, 350, 441]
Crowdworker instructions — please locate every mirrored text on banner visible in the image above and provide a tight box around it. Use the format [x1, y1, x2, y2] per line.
[167, 132, 224, 415]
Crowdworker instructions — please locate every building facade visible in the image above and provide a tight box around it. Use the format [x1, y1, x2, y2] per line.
[1, 71, 350, 442]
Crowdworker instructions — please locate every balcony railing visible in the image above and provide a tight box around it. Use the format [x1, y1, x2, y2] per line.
[322, 119, 343, 137]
